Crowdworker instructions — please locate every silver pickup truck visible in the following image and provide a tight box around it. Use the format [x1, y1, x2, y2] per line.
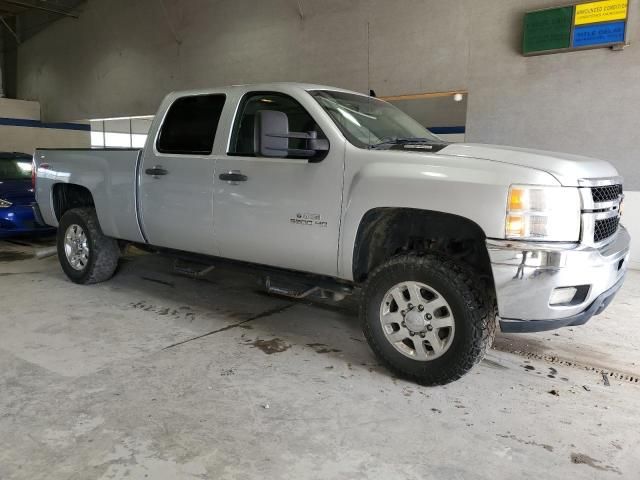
[33, 82, 630, 385]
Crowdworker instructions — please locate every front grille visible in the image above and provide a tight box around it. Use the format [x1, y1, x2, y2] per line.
[594, 216, 620, 243]
[591, 184, 622, 203]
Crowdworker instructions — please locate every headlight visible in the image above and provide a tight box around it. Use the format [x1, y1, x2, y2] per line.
[505, 185, 581, 241]
[0, 199, 12, 208]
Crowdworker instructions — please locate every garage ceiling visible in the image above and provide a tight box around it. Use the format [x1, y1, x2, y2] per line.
[0, 0, 80, 17]
[0, 0, 84, 42]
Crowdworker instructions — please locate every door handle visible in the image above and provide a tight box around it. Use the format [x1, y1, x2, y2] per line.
[145, 166, 169, 177]
[219, 171, 248, 183]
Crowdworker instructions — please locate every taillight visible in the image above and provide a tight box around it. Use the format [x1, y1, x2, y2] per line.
[32, 159, 36, 189]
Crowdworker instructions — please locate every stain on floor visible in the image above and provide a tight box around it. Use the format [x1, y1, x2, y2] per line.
[570, 452, 621, 474]
[140, 276, 175, 288]
[251, 338, 291, 355]
[0, 251, 34, 262]
[306, 343, 341, 354]
[498, 434, 554, 452]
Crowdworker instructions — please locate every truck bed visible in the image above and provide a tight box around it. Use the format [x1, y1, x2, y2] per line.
[34, 148, 146, 243]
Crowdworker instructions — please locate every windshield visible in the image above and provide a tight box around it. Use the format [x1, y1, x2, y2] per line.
[0, 155, 32, 181]
[309, 90, 443, 149]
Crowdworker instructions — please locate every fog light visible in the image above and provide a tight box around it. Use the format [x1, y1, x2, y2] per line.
[549, 287, 578, 306]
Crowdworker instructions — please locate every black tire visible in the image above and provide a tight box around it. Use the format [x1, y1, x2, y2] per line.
[57, 208, 120, 285]
[361, 253, 496, 386]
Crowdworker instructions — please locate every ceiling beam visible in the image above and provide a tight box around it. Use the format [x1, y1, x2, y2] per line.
[0, 15, 18, 42]
[0, 0, 79, 18]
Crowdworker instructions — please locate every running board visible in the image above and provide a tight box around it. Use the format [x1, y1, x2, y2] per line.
[265, 277, 321, 299]
[139, 244, 355, 300]
[173, 259, 216, 278]
[264, 276, 352, 301]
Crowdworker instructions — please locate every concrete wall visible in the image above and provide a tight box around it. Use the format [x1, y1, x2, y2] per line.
[389, 96, 468, 130]
[13, 0, 638, 264]
[0, 124, 90, 152]
[0, 98, 90, 152]
[0, 98, 39, 120]
[15, 0, 639, 186]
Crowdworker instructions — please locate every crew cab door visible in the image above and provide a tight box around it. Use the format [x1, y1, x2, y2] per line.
[139, 93, 226, 255]
[212, 91, 344, 276]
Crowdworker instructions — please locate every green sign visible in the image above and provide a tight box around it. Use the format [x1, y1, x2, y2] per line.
[523, 1, 629, 56]
[523, 6, 574, 54]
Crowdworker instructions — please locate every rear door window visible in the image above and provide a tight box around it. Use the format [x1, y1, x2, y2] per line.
[157, 94, 226, 155]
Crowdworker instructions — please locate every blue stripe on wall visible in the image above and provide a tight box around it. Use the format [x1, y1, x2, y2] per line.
[429, 126, 466, 135]
[0, 116, 463, 136]
[0, 117, 91, 132]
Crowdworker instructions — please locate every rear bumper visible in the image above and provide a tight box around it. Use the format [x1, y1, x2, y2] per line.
[32, 202, 47, 226]
[0, 203, 55, 237]
[488, 226, 630, 333]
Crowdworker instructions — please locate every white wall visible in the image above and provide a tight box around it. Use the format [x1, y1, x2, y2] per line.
[438, 134, 466, 143]
[0, 97, 39, 120]
[0, 98, 90, 152]
[14, 0, 640, 193]
[0, 125, 90, 152]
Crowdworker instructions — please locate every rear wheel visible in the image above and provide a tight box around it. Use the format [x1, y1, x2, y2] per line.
[361, 253, 495, 385]
[57, 208, 120, 284]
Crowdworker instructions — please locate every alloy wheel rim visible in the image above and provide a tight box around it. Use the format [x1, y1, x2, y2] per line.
[379, 281, 455, 361]
[64, 224, 90, 271]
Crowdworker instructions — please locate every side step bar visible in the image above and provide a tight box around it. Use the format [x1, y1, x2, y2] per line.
[265, 278, 321, 299]
[145, 244, 355, 301]
[264, 275, 352, 301]
[173, 259, 216, 278]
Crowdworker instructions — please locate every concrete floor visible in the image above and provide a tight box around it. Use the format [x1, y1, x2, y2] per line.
[1, 237, 639, 480]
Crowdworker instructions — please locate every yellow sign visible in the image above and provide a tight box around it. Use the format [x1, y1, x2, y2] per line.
[575, 0, 628, 25]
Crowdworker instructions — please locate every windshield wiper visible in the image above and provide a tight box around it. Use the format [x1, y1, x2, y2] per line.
[369, 137, 436, 149]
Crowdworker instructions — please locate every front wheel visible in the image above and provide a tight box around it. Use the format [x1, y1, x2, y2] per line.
[57, 208, 120, 284]
[361, 253, 496, 385]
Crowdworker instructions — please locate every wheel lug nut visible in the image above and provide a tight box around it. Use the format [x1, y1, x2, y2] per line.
[410, 332, 415, 336]
[418, 305, 424, 311]
[427, 325, 434, 332]
[408, 304, 413, 309]
[425, 314, 432, 320]
[401, 321, 406, 327]
[420, 332, 426, 338]
[401, 310, 406, 316]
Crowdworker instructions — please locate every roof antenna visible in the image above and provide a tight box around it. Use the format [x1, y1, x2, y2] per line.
[367, 21, 372, 146]
[367, 22, 371, 96]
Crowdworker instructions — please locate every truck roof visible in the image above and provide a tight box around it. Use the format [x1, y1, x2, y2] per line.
[166, 82, 365, 99]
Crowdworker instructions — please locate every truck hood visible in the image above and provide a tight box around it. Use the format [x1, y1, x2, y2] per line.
[439, 143, 620, 186]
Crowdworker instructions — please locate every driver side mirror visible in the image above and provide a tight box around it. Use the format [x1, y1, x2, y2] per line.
[254, 110, 329, 160]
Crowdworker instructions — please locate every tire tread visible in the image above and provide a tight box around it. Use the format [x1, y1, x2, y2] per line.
[57, 208, 120, 285]
[360, 253, 496, 385]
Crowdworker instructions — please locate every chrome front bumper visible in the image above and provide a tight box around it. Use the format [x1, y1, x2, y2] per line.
[488, 226, 630, 333]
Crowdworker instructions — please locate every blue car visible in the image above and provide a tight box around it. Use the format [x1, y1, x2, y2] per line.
[0, 152, 55, 238]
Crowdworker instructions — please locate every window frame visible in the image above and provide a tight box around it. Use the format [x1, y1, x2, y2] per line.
[227, 91, 330, 161]
[156, 93, 227, 156]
